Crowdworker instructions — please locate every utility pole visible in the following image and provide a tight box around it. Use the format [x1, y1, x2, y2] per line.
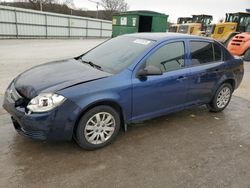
[65, 0, 76, 15]
[88, 0, 102, 19]
[40, 0, 43, 11]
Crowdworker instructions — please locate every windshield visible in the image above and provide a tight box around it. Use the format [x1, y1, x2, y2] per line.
[177, 18, 192, 24]
[192, 16, 200, 23]
[81, 36, 155, 74]
[203, 18, 212, 25]
[239, 16, 250, 27]
[192, 16, 211, 25]
[226, 14, 239, 22]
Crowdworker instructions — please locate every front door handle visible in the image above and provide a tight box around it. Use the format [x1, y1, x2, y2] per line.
[176, 76, 187, 81]
[200, 72, 207, 76]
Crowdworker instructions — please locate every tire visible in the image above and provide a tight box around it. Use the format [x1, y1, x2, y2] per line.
[243, 48, 250, 61]
[75, 105, 121, 150]
[207, 83, 233, 112]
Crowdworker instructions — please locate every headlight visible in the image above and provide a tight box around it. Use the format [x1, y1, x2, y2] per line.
[27, 93, 66, 113]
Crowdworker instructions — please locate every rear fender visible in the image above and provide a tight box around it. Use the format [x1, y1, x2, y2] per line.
[211, 73, 235, 99]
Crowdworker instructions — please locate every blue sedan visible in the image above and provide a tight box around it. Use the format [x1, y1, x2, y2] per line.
[3, 33, 244, 150]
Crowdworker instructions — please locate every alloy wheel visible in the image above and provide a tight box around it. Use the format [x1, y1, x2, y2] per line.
[216, 86, 231, 109]
[84, 112, 116, 145]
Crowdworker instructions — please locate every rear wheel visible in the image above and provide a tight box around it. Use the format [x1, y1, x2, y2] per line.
[207, 83, 233, 112]
[75, 105, 120, 150]
[243, 48, 250, 61]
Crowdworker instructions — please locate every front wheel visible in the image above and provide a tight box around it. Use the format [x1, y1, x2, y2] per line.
[207, 83, 233, 112]
[75, 105, 120, 150]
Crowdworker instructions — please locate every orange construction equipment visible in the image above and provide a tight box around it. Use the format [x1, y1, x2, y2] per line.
[228, 32, 250, 61]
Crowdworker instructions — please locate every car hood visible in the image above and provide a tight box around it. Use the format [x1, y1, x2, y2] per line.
[14, 58, 112, 99]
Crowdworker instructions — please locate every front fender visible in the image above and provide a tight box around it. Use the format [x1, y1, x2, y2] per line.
[57, 70, 133, 128]
[71, 92, 131, 133]
[77, 92, 130, 121]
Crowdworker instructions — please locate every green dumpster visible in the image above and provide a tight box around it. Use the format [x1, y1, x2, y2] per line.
[112, 10, 169, 37]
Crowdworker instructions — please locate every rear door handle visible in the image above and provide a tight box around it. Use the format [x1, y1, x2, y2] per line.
[214, 69, 219, 72]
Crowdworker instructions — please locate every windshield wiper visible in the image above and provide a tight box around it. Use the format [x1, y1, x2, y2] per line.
[81, 60, 103, 70]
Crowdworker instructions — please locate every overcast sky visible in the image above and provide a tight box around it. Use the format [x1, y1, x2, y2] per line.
[74, 0, 250, 23]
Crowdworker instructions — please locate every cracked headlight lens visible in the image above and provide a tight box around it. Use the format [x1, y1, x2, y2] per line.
[27, 93, 66, 113]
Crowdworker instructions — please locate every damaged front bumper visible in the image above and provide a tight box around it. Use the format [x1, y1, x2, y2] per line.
[2, 90, 81, 141]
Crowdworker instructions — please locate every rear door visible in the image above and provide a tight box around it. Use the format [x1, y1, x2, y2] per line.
[186, 40, 226, 104]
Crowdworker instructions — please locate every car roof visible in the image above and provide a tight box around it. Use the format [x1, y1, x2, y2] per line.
[122, 32, 213, 42]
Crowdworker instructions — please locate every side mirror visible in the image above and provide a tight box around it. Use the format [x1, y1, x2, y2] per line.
[137, 65, 162, 77]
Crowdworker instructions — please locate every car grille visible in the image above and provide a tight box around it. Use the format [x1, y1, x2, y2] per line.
[205, 24, 215, 36]
[12, 117, 47, 140]
[230, 35, 245, 46]
[178, 25, 188, 34]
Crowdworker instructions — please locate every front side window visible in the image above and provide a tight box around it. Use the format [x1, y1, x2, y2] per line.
[190, 41, 222, 66]
[146, 42, 185, 73]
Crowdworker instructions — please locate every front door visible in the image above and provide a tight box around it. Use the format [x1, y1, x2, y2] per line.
[132, 41, 190, 121]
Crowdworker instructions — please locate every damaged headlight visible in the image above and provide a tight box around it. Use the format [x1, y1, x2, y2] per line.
[27, 93, 66, 113]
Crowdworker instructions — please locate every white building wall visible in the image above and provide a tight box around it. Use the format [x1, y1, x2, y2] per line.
[0, 5, 112, 38]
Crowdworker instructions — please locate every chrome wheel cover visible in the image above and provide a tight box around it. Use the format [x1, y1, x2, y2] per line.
[216, 87, 231, 109]
[84, 112, 115, 145]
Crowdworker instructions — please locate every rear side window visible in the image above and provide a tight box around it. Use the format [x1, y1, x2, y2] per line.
[190, 41, 222, 66]
[190, 42, 214, 65]
[213, 43, 222, 61]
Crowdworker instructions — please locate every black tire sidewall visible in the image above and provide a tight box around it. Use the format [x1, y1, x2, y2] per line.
[76, 105, 120, 150]
[210, 83, 233, 112]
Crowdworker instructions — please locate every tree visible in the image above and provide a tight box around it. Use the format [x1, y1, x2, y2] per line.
[27, 0, 73, 11]
[101, 0, 129, 20]
[28, 0, 56, 11]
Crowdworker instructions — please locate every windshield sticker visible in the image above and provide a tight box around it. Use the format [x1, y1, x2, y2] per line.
[133, 39, 151, 45]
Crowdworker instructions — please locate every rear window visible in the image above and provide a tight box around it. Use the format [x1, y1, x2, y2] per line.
[190, 41, 222, 66]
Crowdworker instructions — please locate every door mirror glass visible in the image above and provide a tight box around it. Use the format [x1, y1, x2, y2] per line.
[137, 65, 162, 77]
